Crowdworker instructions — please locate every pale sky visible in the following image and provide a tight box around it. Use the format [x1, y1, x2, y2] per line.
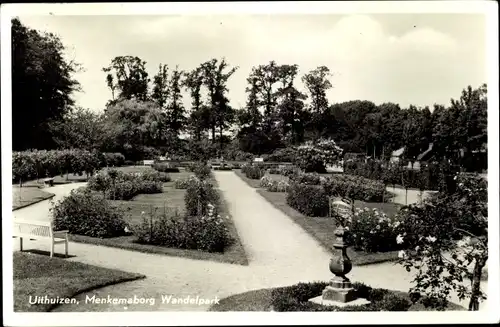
[17, 13, 487, 112]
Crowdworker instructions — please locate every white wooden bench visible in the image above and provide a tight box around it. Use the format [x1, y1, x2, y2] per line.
[13, 219, 69, 257]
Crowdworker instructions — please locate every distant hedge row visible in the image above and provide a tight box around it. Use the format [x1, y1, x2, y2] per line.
[12, 149, 125, 183]
[344, 160, 460, 192]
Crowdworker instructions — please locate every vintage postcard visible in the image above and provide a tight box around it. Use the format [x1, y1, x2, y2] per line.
[1, 1, 499, 326]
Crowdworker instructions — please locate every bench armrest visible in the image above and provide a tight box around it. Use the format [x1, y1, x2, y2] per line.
[53, 230, 69, 234]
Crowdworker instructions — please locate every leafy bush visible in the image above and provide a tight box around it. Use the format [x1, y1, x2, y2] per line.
[87, 170, 163, 200]
[184, 177, 220, 216]
[259, 176, 289, 192]
[152, 162, 180, 173]
[139, 169, 171, 183]
[174, 176, 197, 189]
[51, 188, 127, 238]
[290, 172, 322, 185]
[103, 152, 125, 167]
[321, 174, 387, 202]
[134, 203, 231, 252]
[347, 207, 403, 252]
[286, 183, 329, 217]
[267, 147, 297, 162]
[242, 164, 264, 179]
[270, 282, 411, 312]
[193, 162, 212, 180]
[295, 139, 343, 173]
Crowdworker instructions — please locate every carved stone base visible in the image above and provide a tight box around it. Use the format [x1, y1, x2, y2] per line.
[322, 285, 358, 303]
[308, 295, 371, 307]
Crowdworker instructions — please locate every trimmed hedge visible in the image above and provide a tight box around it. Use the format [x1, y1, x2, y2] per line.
[12, 149, 126, 183]
[270, 282, 412, 311]
[152, 162, 180, 173]
[321, 174, 387, 202]
[344, 160, 460, 192]
[241, 163, 265, 179]
[52, 187, 127, 238]
[286, 183, 329, 217]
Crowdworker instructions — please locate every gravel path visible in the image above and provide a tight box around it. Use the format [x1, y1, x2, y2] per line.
[11, 174, 488, 312]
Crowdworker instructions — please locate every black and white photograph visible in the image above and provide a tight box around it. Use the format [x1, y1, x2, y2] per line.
[2, 2, 499, 326]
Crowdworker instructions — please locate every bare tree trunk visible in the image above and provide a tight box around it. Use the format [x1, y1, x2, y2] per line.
[469, 257, 487, 311]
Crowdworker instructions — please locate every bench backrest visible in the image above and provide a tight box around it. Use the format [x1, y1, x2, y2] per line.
[13, 219, 53, 238]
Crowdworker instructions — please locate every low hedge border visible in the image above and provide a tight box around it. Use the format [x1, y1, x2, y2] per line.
[209, 282, 465, 312]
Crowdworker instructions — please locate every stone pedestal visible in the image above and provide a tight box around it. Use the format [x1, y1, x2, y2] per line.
[308, 225, 370, 308]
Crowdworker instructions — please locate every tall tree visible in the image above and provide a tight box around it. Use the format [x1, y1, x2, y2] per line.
[151, 64, 170, 110]
[165, 67, 186, 138]
[302, 66, 333, 140]
[184, 67, 208, 140]
[48, 107, 106, 151]
[201, 58, 238, 153]
[275, 64, 307, 144]
[102, 56, 150, 102]
[11, 18, 81, 150]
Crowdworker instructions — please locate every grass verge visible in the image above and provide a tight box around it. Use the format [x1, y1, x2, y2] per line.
[12, 187, 55, 211]
[256, 189, 401, 266]
[13, 252, 145, 312]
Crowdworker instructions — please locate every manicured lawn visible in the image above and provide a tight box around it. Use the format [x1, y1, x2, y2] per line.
[13, 252, 145, 312]
[12, 186, 55, 210]
[69, 171, 249, 266]
[208, 286, 464, 312]
[257, 189, 402, 266]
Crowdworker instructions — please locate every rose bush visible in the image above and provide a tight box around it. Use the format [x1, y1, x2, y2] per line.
[52, 187, 127, 238]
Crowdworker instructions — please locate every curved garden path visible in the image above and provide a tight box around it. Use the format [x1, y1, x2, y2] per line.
[11, 173, 489, 312]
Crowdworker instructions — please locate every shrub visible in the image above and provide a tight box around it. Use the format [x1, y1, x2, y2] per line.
[153, 162, 180, 173]
[295, 139, 343, 173]
[193, 162, 212, 180]
[286, 183, 329, 217]
[134, 203, 231, 252]
[139, 169, 171, 183]
[260, 176, 289, 192]
[184, 177, 220, 216]
[321, 174, 386, 202]
[51, 188, 127, 238]
[267, 147, 297, 163]
[347, 207, 403, 252]
[270, 282, 411, 312]
[242, 164, 264, 179]
[87, 170, 163, 200]
[124, 160, 136, 166]
[103, 152, 125, 167]
[174, 176, 197, 189]
[290, 172, 322, 185]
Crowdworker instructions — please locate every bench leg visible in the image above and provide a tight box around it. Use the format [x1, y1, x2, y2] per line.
[19, 237, 23, 252]
[65, 235, 69, 257]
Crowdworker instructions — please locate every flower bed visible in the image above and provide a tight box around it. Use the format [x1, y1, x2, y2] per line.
[87, 169, 164, 200]
[259, 176, 289, 192]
